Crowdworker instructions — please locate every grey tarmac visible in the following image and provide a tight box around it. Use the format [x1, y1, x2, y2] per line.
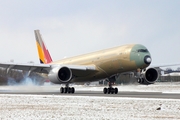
[0, 90, 180, 99]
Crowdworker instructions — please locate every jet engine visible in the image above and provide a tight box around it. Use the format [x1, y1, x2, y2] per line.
[48, 66, 73, 84]
[137, 67, 159, 85]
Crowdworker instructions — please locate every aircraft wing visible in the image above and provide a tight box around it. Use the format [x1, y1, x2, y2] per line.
[0, 62, 51, 74]
[149, 63, 180, 68]
[0, 62, 97, 74]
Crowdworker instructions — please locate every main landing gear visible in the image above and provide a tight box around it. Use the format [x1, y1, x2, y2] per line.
[60, 84, 75, 94]
[103, 78, 118, 94]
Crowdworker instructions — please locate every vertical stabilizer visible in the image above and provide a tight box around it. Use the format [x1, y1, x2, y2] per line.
[34, 30, 53, 64]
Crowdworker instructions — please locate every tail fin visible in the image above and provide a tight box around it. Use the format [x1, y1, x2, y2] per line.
[34, 30, 53, 64]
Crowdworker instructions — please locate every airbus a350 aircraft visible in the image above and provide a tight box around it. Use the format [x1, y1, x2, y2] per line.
[0, 30, 159, 94]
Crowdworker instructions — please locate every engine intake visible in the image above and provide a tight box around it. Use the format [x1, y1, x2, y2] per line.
[137, 67, 159, 85]
[48, 66, 73, 84]
[58, 67, 72, 81]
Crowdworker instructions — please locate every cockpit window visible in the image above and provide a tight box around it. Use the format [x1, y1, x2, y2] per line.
[137, 49, 148, 52]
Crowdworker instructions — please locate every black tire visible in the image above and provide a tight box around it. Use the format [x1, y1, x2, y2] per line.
[103, 88, 107, 94]
[137, 78, 143, 83]
[71, 87, 75, 93]
[115, 87, 118, 94]
[111, 88, 114, 94]
[64, 87, 68, 93]
[108, 88, 111, 94]
[68, 87, 72, 93]
[60, 87, 64, 93]
[137, 78, 141, 83]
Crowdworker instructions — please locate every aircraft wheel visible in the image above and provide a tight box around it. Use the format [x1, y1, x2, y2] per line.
[68, 87, 72, 93]
[71, 87, 75, 93]
[111, 88, 114, 94]
[137, 78, 141, 83]
[64, 87, 68, 93]
[103, 88, 107, 94]
[115, 88, 118, 94]
[137, 78, 144, 84]
[60, 87, 64, 93]
[107, 88, 111, 94]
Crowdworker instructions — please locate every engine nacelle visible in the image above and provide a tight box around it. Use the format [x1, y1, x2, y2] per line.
[137, 67, 159, 85]
[48, 66, 73, 84]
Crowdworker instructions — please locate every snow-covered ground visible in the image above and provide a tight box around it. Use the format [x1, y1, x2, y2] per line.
[0, 94, 180, 120]
[0, 82, 180, 120]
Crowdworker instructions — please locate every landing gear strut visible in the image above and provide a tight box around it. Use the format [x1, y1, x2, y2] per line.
[60, 84, 75, 94]
[103, 77, 118, 94]
[136, 69, 144, 84]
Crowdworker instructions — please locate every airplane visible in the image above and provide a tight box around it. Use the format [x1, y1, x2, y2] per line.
[0, 30, 158, 94]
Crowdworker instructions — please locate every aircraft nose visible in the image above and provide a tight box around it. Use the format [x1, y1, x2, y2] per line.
[144, 55, 152, 64]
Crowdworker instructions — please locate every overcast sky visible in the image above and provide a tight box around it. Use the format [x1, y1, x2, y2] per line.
[0, 0, 180, 68]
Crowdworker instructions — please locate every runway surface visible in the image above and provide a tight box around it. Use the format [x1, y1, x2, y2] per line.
[0, 86, 180, 99]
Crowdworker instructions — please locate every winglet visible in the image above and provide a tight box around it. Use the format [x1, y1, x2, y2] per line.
[34, 30, 53, 64]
